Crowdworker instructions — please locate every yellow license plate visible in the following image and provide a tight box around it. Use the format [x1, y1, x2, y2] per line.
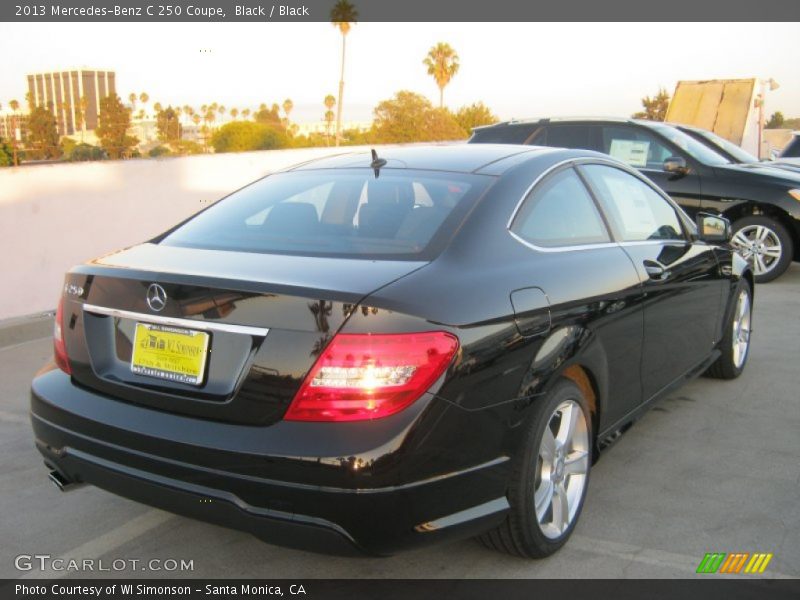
[131, 323, 210, 386]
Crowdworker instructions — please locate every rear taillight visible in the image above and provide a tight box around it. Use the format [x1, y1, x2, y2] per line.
[54, 296, 71, 375]
[285, 332, 459, 422]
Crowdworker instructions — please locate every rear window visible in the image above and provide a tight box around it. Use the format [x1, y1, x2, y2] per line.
[160, 169, 491, 259]
[470, 124, 538, 144]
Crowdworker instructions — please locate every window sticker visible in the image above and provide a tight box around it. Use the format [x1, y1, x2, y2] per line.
[609, 139, 650, 167]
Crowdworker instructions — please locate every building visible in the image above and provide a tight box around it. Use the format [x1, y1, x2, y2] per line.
[27, 69, 116, 136]
[0, 108, 28, 142]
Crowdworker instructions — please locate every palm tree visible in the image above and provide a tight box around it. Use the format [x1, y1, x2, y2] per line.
[242, 108, 251, 119]
[153, 102, 163, 114]
[423, 42, 460, 109]
[218, 105, 226, 123]
[283, 98, 294, 124]
[139, 92, 149, 117]
[324, 94, 336, 142]
[324, 110, 335, 144]
[9, 99, 19, 112]
[128, 93, 137, 111]
[230, 108, 239, 120]
[330, 0, 357, 147]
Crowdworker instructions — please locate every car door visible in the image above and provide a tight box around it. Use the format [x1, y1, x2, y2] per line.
[597, 124, 705, 220]
[579, 162, 724, 403]
[508, 165, 645, 426]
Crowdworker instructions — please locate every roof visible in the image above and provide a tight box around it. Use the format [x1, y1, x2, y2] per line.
[286, 143, 558, 175]
[473, 116, 637, 131]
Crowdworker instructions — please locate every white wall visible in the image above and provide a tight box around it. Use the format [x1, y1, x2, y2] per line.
[0, 146, 373, 320]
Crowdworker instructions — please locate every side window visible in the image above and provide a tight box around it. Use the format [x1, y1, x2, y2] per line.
[601, 126, 674, 170]
[511, 167, 610, 248]
[544, 125, 594, 150]
[581, 165, 686, 242]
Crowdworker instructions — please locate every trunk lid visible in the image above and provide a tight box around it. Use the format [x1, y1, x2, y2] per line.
[61, 243, 426, 425]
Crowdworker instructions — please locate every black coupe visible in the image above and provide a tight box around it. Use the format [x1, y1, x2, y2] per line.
[31, 145, 752, 558]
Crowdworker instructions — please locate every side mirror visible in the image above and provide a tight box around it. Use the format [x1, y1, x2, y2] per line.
[663, 156, 689, 176]
[696, 212, 731, 243]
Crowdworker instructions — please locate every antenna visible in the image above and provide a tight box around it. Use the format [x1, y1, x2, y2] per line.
[370, 149, 387, 178]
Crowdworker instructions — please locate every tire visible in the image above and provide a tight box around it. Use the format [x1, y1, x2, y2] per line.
[730, 216, 793, 283]
[705, 279, 753, 380]
[478, 379, 592, 558]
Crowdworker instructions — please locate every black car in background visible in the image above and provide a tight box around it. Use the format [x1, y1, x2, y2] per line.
[675, 124, 800, 176]
[470, 118, 800, 282]
[31, 145, 752, 558]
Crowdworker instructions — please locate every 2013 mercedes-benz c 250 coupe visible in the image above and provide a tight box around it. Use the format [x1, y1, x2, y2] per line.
[31, 145, 753, 558]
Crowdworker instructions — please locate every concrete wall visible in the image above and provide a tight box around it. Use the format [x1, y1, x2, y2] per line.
[0, 146, 373, 320]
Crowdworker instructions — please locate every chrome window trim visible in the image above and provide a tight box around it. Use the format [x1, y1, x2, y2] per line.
[82, 304, 269, 337]
[506, 156, 693, 254]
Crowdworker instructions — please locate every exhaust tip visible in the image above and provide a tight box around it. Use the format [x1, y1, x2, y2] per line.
[48, 470, 82, 492]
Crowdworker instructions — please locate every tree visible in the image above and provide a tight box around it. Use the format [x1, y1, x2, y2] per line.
[454, 102, 498, 132]
[324, 94, 336, 141]
[283, 98, 294, 124]
[423, 42, 460, 109]
[156, 106, 182, 143]
[632, 87, 670, 121]
[330, 0, 357, 147]
[128, 93, 137, 111]
[0, 138, 13, 166]
[254, 105, 282, 125]
[26, 105, 61, 159]
[153, 102, 163, 113]
[9, 99, 19, 112]
[241, 108, 251, 119]
[372, 91, 467, 143]
[211, 121, 290, 153]
[765, 111, 785, 129]
[139, 93, 149, 116]
[324, 110, 335, 142]
[230, 108, 239, 120]
[96, 94, 138, 159]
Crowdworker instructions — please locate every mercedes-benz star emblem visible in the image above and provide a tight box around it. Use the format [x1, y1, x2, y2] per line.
[146, 283, 167, 312]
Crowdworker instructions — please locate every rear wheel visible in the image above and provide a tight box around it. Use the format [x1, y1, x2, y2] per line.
[478, 379, 591, 558]
[730, 216, 792, 283]
[705, 280, 752, 380]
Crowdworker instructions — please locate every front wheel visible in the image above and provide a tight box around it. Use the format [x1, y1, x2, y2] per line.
[705, 280, 753, 380]
[478, 379, 592, 558]
[730, 216, 792, 283]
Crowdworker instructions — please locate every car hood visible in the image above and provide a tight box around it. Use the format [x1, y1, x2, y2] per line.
[713, 162, 800, 187]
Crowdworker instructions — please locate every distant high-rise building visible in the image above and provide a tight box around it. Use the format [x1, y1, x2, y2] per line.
[27, 69, 116, 136]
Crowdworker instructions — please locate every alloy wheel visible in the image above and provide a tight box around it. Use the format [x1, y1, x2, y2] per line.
[732, 288, 751, 369]
[534, 399, 589, 539]
[731, 224, 783, 277]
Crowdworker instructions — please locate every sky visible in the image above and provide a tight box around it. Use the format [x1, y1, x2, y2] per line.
[1, 22, 798, 122]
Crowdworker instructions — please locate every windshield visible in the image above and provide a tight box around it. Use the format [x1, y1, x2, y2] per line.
[649, 124, 732, 166]
[686, 128, 759, 163]
[160, 169, 491, 260]
[780, 136, 800, 158]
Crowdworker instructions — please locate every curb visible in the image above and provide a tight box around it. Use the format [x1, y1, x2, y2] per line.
[0, 312, 54, 348]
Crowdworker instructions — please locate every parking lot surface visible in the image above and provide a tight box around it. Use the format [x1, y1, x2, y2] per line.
[2, 266, 798, 579]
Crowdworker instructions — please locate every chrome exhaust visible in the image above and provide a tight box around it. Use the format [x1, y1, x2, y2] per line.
[48, 470, 83, 492]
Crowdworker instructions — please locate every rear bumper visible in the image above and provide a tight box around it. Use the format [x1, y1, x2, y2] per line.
[30, 368, 511, 556]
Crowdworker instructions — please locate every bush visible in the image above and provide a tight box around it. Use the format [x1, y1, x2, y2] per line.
[211, 121, 290, 153]
[148, 145, 171, 158]
[0, 139, 12, 166]
[67, 143, 106, 162]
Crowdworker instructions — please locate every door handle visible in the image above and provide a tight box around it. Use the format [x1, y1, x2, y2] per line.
[643, 260, 670, 281]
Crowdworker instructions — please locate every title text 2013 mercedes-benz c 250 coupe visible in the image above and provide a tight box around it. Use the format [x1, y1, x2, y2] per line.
[31, 145, 753, 558]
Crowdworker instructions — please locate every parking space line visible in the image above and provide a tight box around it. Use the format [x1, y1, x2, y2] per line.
[18, 509, 173, 579]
